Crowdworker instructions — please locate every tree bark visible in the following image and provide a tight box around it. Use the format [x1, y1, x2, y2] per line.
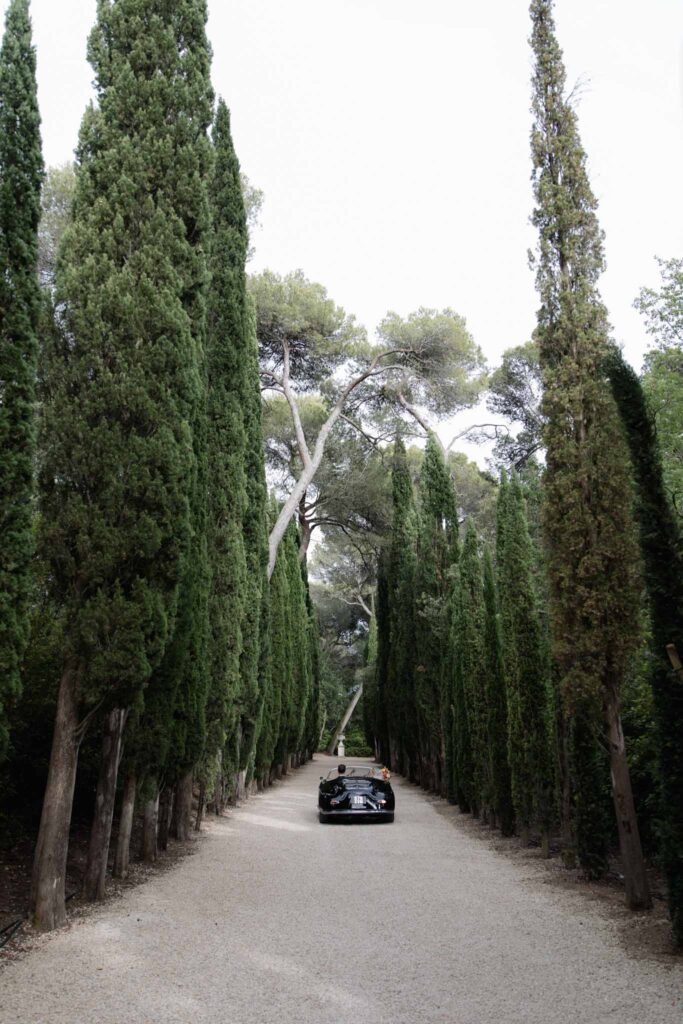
[174, 772, 193, 842]
[142, 789, 159, 863]
[83, 708, 127, 900]
[195, 781, 206, 831]
[604, 680, 652, 910]
[30, 659, 82, 932]
[113, 771, 136, 880]
[158, 786, 173, 851]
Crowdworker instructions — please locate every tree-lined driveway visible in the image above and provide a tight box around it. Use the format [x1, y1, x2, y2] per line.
[1, 755, 682, 1024]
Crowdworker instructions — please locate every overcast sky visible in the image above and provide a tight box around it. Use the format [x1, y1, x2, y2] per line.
[3, 0, 682, 452]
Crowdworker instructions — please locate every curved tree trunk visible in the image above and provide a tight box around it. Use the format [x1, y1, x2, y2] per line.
[84, 708, 127, 900]
[30, 659, 82, 932]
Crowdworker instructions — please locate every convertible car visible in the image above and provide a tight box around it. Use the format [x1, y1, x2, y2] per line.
[318, 765, 395, 823]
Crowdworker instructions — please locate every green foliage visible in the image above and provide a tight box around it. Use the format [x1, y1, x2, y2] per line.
[377, 308, 487, 418]
[496, 471, 553, 831]
[451, 523, 486, 814]
[0, 0, 43, 761]
[482, 546, 514, 835]
[415, 435, 459, 791]
[38, 163, 76, 287]
[39, 0, 214, 718]
[201, 100, 250, 790]
[250, 268, 367, 392]
[606, 346, 683, 943]
[384, 439, 419, 777]
[486, 341, 544, 468]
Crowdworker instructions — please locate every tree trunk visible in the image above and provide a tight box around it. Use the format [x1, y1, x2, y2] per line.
[174, 772, 193, 841]
[113, 771, 136, 880]
[236, 770, 247, 802]
[213, 768, 224, 816]
[195, 781, 206, 831]
[158, 786, 173, 851]
[519, 824, 530, 847]
[30, 659, 82, 932]
[83, 708, 127, 900]
[604, 681, 652, 910]
[142, 790, 159, 863]
[541, 829, 550, 859]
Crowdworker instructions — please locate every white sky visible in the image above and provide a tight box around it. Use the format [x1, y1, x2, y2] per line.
[4, 0, 683, 456]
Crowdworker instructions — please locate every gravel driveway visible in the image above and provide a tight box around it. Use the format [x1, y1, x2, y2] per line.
[1, 754, 682, 1024]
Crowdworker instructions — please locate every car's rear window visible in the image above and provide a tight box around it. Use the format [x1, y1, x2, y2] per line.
[324, 766, 383, 781]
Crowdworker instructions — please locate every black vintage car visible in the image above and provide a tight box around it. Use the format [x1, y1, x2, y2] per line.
[318, 765, 395, 823]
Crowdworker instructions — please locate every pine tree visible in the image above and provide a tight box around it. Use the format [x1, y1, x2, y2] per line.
[496, 470, 553, 845]
[607, 346, 683, 943]
[31, 0, 213, 930]
[530, 0, 649, 906]
[0, 0, 43, 762]
[452, 522, 487, 815]
[415, 435, 459, 793]
[385, 439, 419, 777]
[482, 545, 514, 835]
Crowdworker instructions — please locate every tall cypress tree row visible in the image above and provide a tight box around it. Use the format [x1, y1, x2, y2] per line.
[373, 551, 391, 767]
[0, 0, 43, 762]
[32, 0, 213, 930]
[496, 471, 553, 847]
[482, 545, 514, 835]
[606, 347, 683, 943]
[237, 302, 269, 788]
[201, 99, 249, 801]
[385, 439, 418, 777]
[529, 0, 648, 905]
[452, 521, 487, 816]
[415, 435, 459, 793]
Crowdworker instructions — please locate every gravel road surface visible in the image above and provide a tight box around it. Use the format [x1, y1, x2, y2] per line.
[1, 754, 682, 1024]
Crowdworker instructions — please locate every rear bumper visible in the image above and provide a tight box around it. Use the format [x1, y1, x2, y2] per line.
[318, 808, 394, 822]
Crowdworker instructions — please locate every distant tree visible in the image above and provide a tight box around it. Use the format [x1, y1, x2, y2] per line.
[31, 0, 213, 930]
[0, 0, 43, 762]
[486, 341, 544, 468]
[530, 0, 648, 905]
[636, 259, 683, 517]
[37, 163, 75, 288]
[251, 268, 487, 577]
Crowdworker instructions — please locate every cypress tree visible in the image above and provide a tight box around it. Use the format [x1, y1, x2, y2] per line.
[238, 299, 269, 785]
[32, 0, 213, 930]
[496, 470, 553, 845]
[452, 522, 487, 815]
[415, 435, 459, 793]
[0, 0, 43, 762]
[530, 0, 649, 906]
[201, 99, 249, 802]
[482, 545, 514, 835]
[373, 550, 391, 767]
[606, 346, 683, 944]
[385, 439, 419, 777]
